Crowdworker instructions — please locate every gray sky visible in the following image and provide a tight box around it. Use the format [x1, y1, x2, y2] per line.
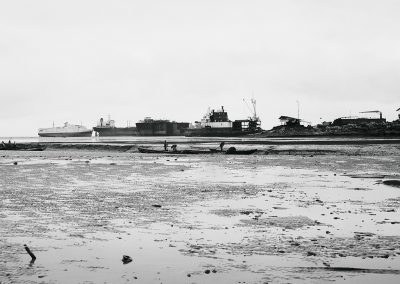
[1, 0, 399, 136]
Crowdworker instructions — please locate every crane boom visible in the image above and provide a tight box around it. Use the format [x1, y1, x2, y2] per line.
[243, 98, 259, 121]
[359, 110, 382, 119]
[251, 98, 257, 119]
[243, 99, 253, 115]
[360, 110, 380, 113]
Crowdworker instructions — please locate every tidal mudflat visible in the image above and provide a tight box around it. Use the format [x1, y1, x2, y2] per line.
[1, 144, 400, 283]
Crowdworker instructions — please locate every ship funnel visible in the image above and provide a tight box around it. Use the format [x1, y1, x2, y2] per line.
[222, 106, 224, 112]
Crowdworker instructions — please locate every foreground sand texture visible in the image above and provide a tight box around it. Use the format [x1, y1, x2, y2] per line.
[1, 143, 400, 283]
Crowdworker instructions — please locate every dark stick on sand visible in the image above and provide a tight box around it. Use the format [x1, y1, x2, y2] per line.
[24, 244, 36, 260]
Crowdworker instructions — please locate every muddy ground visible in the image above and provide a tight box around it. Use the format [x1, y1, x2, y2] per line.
[1, 143, 400, 283]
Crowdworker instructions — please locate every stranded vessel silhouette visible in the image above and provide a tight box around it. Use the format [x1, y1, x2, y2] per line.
[135, 117, 190, 136]
[93, 117, 137, 137]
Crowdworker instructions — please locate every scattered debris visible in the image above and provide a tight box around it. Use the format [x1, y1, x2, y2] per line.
[382, 180, 400, 188]
[122, 255, 132, 264]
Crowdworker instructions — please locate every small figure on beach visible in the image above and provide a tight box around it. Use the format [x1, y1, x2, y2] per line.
[219, 142, 225, 151]
[163, 140, 168, 151]
[171, 144, 177, 152]
[1, 141, 5, 149]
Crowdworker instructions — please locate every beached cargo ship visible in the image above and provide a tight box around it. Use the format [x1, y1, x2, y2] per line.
[93, 117, 137, 136]
[332, 110, 386, 126]
[135, 117, 190, 136]
[38, 122, 92, 137]
[184, 106, 261, 137]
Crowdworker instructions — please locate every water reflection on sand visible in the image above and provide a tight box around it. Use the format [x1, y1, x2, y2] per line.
[1, 145, 400, 283]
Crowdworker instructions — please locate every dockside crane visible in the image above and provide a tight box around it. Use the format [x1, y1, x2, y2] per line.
[243, 98, 260, 122]
[359, 110, 383, 119]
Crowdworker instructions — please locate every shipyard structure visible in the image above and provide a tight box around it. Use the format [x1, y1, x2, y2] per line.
[38, 105, 400, 138]
[262, 109, 400, 137]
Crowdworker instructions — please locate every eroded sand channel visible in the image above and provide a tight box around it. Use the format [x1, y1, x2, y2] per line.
[1, 147, 400, 283]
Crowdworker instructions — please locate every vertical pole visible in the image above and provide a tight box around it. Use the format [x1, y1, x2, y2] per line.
[296, 100, 299, 120]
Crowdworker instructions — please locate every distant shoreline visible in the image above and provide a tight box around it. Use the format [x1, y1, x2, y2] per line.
[0, 137, 398, 156]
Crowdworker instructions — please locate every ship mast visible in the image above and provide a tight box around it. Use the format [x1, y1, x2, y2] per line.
[251, 98, 258, 121]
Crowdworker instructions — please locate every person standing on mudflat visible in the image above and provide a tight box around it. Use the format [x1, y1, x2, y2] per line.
[220, 142, 225, 151]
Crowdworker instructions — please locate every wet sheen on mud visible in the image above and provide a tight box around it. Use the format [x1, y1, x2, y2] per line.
[1, 146, 400, 283]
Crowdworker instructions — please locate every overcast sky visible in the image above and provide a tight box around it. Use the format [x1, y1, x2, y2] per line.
[1, 0, 399, 136]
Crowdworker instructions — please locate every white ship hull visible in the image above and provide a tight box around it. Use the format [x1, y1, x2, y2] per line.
[38, 131, 92, 137]
[38, 122, 92, 137]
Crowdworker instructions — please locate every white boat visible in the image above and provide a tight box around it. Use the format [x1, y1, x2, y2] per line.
[38, 122, 92, 137]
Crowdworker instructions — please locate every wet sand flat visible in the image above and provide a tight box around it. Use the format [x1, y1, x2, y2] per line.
[1, 144, 400, 283]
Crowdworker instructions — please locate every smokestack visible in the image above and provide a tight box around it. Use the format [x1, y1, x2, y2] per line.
[222, 106, 224, 112]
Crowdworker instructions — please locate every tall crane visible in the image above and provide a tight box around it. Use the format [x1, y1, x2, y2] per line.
[359, 110, 383, 119]
[243, 98, 259, 122]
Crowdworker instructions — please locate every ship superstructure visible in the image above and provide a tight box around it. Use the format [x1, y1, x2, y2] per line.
[38, 122, 92, 137]
[185, 105, 261, 137]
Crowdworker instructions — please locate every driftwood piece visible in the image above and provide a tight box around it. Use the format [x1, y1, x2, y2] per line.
[24, 244, 36, 260]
